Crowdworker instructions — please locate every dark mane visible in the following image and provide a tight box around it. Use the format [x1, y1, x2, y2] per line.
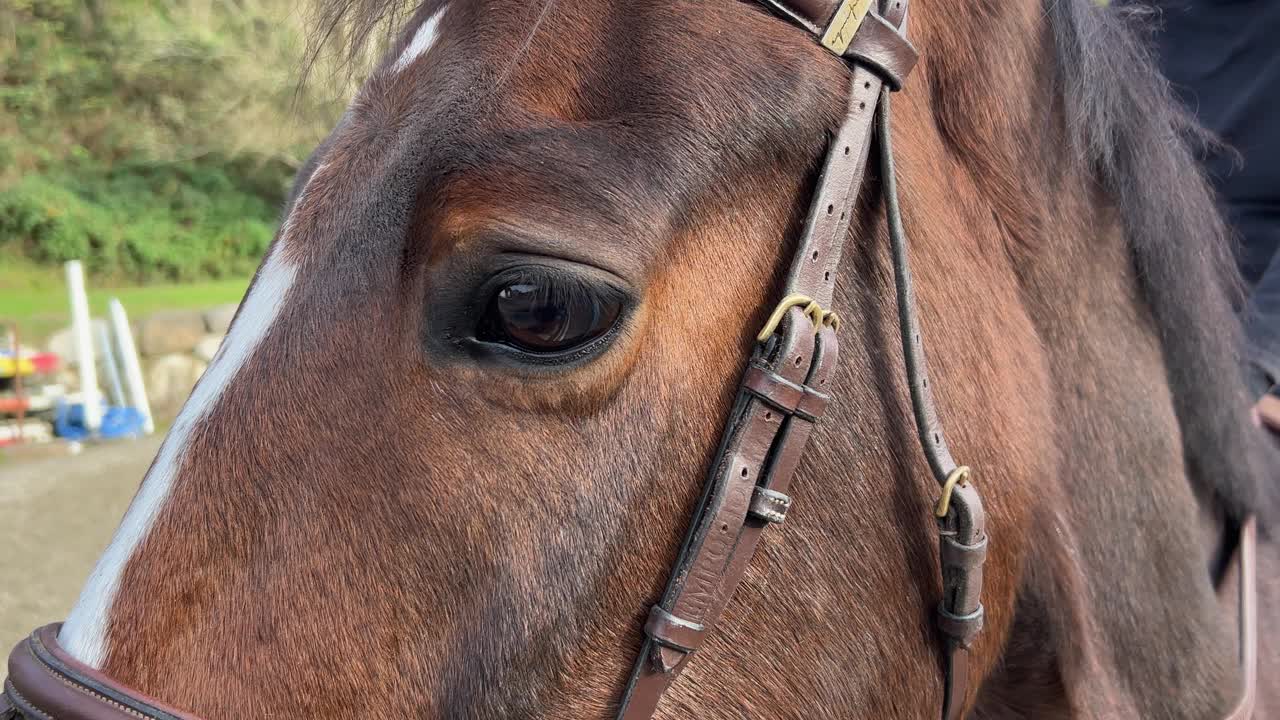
[303, 0, 429, 79]
[1047, 0, 1277, 522]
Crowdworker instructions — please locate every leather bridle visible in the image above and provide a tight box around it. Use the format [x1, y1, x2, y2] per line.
[617, 1, 985, 717]
[0, 1, 1259, 719]
[620, 0, 1255, 717]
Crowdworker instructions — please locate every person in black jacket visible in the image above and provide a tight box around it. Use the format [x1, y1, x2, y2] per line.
[1144, 0, 1280, 426]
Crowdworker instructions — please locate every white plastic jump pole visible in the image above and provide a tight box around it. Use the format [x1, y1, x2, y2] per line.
[108, 298, 154, 435]
[96, 322, 126, 407]
[65, 260, 102, 431]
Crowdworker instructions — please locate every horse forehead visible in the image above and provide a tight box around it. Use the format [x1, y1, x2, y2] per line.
[372, 0, 753, 119]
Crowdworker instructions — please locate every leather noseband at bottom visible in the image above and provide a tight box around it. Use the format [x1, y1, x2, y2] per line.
[2, 624, 198, 720]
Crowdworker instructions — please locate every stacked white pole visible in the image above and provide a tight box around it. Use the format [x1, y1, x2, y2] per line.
[96, 322, 126, 407]
[65, 260, 101, 431]
[109, 299, 154, 435]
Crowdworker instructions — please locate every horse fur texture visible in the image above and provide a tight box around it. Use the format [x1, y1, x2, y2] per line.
[56, 1, 1277, 718]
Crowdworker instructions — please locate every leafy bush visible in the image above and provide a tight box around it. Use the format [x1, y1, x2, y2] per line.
[0, 160, 277, 281]
[0, 0, 357, 281]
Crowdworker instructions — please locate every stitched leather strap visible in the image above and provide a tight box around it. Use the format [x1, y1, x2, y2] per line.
[3, 625, 198, 720]
[616, 2, 920, 718]
[875, 88, 987, 720]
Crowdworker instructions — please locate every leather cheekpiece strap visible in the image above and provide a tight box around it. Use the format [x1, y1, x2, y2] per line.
[616, 2, 916, 718]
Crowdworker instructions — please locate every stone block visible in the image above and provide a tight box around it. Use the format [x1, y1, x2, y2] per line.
[147, 353, 208, 413]
[138, 310, 206, 356]
[203, 303, 239, 334]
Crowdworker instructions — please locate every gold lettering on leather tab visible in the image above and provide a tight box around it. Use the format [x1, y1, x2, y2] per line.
[820, 0, 873, 55]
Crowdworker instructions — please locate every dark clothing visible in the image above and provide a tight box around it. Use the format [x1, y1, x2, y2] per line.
[1150, 0, 1280, 391]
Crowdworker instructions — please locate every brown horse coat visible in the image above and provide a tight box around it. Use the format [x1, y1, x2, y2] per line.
[52, 1, 1278, 717]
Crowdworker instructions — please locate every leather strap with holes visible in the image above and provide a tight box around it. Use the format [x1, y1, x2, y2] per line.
[614, 1, 924, 717]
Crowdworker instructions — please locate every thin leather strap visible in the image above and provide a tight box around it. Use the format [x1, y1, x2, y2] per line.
[616, 2, 915, 718]
[877, 89, 987, 720]
[1224, 517, 1258, 720]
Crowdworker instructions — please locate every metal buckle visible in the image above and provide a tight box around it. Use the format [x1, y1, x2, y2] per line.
[820, 0, 873, 55]
[934, 466, 972, 518]
[756, 294, 841, 343]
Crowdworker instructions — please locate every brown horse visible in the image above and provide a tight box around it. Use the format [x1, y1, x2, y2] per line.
[18, 0, 1280, 717]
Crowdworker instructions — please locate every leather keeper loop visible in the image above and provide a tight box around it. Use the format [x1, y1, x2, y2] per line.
[940, 534, 988, 571]
[747, 487, 792, 524]
[644, 606, 706, 654]
[795, 386, 830, 421]
[744, 365, 804, 412]
[743, 366, 830, 422]
[936, 604, 984, 648]
[844, 11, 918, 90]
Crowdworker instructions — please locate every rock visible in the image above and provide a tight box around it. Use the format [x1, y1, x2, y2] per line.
[203, 303, 239, 334]
[56, 368, 79, 392]
[146, 354, 208, 413]
[193, 334, 223, 363]
[46, 320, 109, 362]
[138, 310, 206, 356]
[45, 327, 74, 359]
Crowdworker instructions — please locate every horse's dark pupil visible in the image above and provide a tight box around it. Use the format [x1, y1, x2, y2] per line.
[491, 282, 618, 352]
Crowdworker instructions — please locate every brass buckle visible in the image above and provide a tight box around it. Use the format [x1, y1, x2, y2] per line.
[934, 466, 972, 518]
[756, 294, 841, 343]
[820, 0, 873, 55]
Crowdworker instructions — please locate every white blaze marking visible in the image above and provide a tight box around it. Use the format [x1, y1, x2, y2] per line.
[392, 6, 447, 73]
[56, 165, 326, 665]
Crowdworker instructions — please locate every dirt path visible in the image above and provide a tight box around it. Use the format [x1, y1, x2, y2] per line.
[0, 435, 162, 654]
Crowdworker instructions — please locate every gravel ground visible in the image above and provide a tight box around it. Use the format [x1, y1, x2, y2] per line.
[0, 435, 162, 654]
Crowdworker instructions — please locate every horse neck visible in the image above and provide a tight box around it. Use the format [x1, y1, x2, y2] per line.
[883, 3, 1246, 717]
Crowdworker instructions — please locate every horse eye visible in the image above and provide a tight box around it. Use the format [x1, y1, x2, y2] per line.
[478, 279, 622, 354]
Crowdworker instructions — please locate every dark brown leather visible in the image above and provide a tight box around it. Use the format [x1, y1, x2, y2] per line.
[844, 11, 918, 90]
[742, 364, 829, 421]
[644, 607, 707, 658]
[617, 2, 930, 718]
[747, 486, 792, 524]
[874, 85, 988, 720]
[3, 625, 197, 720]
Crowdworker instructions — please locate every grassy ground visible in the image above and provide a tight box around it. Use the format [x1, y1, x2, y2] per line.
[2, 260, 252, 346]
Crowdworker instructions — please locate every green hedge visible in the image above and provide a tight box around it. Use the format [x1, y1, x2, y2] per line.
[0, 160, 277, 281]
[0, 0, 352, 281]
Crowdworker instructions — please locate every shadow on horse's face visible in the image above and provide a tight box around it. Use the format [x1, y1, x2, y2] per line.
[58, 1, 858, 716]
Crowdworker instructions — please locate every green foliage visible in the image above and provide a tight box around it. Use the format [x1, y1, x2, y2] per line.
[0, 0, 354, 280]
[0, 160, 276, 280]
